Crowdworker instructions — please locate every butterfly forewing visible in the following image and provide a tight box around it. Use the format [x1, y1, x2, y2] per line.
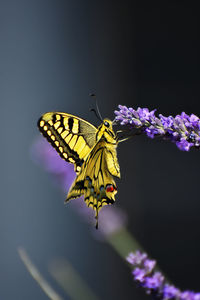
[38, 112, 97, 172]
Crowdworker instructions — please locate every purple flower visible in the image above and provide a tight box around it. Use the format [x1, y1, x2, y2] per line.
[180, 291, 200, 300]
[133, 268, 146, 282]
[72, 199, 127, 238]
[143, 272, 164, 290]
[127, 250, 147, 265]
[126, 251, 200, 300]
[115, 105, 200, 151]
[96, 206, 127, 237]
[176, 139, 193, 152]
[144, 259, 156, 273]
[163, 284, 181, 299]
[159, 115, 174, 129]
[30, 137, 75, 191]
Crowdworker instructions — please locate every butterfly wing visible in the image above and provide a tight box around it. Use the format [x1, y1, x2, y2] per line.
[38, 112, 97, 172]
[66, 140, 120, 227]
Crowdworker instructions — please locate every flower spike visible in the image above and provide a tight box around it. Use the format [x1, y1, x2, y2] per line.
[115, 105, 200, 151]
[127, 251, 200, 300]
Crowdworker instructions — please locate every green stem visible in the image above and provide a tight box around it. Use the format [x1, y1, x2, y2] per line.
[18, 248, 63, 300]
[49, 259, 100, 300]
[107, 227, 144, 259]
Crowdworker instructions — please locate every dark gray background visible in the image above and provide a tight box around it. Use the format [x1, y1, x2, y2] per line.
[1, 1, 200, 299]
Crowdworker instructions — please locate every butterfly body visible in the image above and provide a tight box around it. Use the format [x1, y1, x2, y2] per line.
[38, 112, 120, 228]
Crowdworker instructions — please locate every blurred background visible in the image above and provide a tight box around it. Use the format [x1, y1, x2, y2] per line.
[1, 0, 200, 299]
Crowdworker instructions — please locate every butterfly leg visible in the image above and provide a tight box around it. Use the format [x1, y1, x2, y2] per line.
[117, 129, 143, 143]
[117, 136, 132, 143]
[116, 130, 123, 134]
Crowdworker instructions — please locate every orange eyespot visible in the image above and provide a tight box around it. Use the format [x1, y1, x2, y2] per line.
[106, 184, 116, 193]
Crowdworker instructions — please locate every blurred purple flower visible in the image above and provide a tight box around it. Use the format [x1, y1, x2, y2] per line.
[163, 285, 181, 299]
[115, 105, 200, 151]
[68, 197, 127, 237]
[96, 206, 127, 237]
[127, 251, 200, 300]
[31, 137, 127, 233]
[31, 137, 75, 191]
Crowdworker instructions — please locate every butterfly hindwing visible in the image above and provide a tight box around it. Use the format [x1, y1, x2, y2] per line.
[66, 139, 120, 226]
[38, 112, 97, 172]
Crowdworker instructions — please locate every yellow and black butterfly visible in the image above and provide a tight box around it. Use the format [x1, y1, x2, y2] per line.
[38, 111, 122, 228]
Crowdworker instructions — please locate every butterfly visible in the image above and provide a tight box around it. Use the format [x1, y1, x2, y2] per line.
[38, 112, 122, 228]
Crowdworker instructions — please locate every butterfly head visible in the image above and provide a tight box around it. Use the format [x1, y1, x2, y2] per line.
[96, 119, 116, 143]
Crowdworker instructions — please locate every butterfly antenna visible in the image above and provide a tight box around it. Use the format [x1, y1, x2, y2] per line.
[95, 100, 103, 122]
[90, 93, 103, 122]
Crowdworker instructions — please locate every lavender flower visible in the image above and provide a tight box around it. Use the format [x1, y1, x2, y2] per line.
[127, 251, 200, 300]
[115, 105, 200, 151]
[31, 137, 75, 191]
[96, 205, 127, 237]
